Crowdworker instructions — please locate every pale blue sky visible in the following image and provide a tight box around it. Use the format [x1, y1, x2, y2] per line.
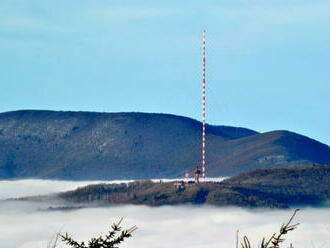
[0, 0, 329, 145]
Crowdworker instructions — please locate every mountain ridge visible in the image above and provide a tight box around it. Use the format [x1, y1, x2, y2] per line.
[0, 110, 329, 180]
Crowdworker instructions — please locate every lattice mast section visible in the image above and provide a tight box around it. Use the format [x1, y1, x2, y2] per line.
[202, 30, 206, 182]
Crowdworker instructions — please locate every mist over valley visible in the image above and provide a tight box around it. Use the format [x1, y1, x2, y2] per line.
[1, 179, 330, 248]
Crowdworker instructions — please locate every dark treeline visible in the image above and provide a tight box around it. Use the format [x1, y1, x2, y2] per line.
[49, 165, 330, 208]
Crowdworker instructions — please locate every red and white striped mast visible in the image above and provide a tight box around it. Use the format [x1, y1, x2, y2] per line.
[202, 30, 206, 182]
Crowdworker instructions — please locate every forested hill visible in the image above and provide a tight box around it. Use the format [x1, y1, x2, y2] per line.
[25, 165, 330, 208]
[0, 110, 330, 180]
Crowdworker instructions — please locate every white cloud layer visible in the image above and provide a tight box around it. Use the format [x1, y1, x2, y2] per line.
[0, 179, 127, 200]
[0, 180, 330, 248]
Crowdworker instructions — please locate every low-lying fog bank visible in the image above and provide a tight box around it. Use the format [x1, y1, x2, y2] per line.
[0, 179, 329, 248]
[0, 179, 112, 200]
[1, 202, 330, 248]
[0, 178, 226, 200]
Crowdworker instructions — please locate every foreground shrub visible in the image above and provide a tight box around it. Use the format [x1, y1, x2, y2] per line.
[57, 218, 137, 248]
[238, 209, 300, 248]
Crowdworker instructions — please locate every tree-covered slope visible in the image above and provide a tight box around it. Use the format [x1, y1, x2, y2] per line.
[33, 165, 330, 208]
[0, 110, 329, 180]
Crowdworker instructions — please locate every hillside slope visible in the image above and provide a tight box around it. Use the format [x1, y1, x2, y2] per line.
[0, 110, 330, 180]
[24, 165, 330, 208]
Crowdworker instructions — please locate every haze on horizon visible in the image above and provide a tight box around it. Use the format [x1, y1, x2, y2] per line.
[1, 0, 329, 145]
